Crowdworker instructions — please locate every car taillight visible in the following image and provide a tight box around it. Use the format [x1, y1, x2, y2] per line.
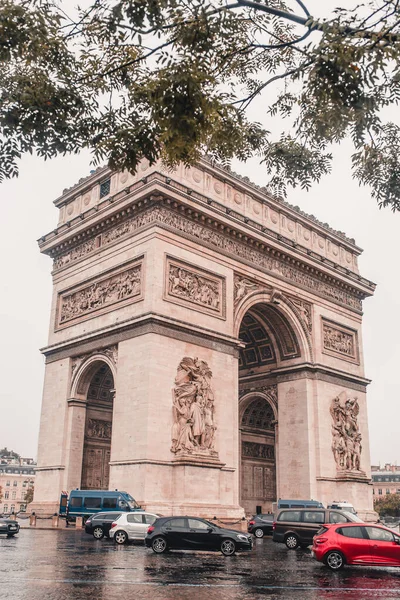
[249, 521, 255, 526]
[110, 522, 117, 528]
[315, 537, 328, 544]
[147, 525, 155, 534]
[86, 520, 91, 525]
[272, 522, 276, 530]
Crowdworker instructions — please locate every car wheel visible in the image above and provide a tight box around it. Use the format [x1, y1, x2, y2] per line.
[254, 528, 264, 538]
[114, 530, 128, 545]
[285, 533, 300, 549]
[6, 534, 15, 538]
[93, 527, 104, 540]
[152, 536, 168, 554]
[325, 550, 345, 571]
[220, 539, 236, 556]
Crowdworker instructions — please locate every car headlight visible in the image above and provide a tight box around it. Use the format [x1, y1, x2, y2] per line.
[236, 534, 249, 542]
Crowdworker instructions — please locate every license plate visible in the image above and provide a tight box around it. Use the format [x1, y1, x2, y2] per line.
[9, 526, 17, 530]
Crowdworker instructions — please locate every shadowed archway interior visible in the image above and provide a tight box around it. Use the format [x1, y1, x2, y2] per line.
[238, 302, 301, 514]
[81, 364, 114, 490]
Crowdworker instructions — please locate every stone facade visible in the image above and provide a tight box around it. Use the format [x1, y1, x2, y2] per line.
[31, 158, 376, 520]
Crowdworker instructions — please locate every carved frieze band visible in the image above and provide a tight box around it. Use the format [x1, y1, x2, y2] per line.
[165, 256, 225, 319]
[242, 441, 275, 460]
[86, 418, 112, 440]
[322, 318, 359, 363]
[53, 204, 362, 311]
[57, 258, 143, 328]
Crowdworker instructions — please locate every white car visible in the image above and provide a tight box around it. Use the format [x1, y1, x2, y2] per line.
[109, 512, 159, 544]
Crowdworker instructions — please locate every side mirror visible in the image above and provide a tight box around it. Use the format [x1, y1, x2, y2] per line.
[394, 538, 400, 545]
[207, 527, 214, 533]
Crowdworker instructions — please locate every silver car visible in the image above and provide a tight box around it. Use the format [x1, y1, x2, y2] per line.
[109, 512, 159, 544]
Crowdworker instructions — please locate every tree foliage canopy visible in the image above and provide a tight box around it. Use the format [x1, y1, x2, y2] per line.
[2, 0, 400, 209]
[374, 493, 400, 517]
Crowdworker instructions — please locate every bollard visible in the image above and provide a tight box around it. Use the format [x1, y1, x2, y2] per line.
[75, 516, 83, 529]
[29, 514, 37, 527]
[52, 515, 59, 528]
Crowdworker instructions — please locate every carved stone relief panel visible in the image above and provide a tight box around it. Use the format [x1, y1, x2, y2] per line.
[56, 257, 143, 328]
[330, 391, 364, 473]
[171, 357, 218, 457]
[242, 441, 275, 460]
[165, 256, 226, 319]
[234, 274, 267, 308]
[288, 296, 313, 333]
[86, 418, 112, 440]
[322, 318, 359, 363]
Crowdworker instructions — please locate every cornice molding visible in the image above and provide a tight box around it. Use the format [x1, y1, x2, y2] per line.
[41, 312, 242, 363]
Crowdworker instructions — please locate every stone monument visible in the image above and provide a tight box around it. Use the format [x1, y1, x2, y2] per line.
[30, 158, 376, 520]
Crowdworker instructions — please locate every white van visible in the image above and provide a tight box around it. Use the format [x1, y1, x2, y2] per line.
[327, 501, 357, 515]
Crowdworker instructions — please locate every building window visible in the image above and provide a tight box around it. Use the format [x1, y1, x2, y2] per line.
[6, 480, 10, 487]
[4, 491, 9, 499]
[13, 481, 17, 486]
[12, 491, 16, 500]
[378, 489, 382, 495]
[10, 505, 15, 513]
[3, 505, 8, 513]
[386, 489, 390, 494]
[99, 179, 111, 198]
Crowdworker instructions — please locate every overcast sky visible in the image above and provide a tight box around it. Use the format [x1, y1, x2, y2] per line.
[0, 1, 399, 466]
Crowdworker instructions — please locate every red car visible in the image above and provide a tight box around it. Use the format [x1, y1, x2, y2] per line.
[312, 522, 400, 570]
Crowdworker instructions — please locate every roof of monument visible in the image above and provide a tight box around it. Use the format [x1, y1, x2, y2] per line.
[58, 158, 355, 246]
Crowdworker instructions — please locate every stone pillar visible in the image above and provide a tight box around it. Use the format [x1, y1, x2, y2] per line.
[63, 398, 87, 492]
[276, 376, 317, 500]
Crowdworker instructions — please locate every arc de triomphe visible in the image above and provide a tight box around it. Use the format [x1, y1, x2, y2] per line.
[31, 158, 375, 519]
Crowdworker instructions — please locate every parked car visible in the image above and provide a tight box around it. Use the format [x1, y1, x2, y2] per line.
[110, 512, 159, 544]
[0, 518, 20, 537]
[312, 522, 400, 570]
[85, 512, 122, 539]
[273, 508, 363, 549]
[145, 516, 253, 556]
[327, 502, 357, 515]
[248, 514, 274, 538]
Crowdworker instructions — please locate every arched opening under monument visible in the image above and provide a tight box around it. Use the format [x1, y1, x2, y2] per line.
[238, 302, 302, 515]
[81, 363, 115, 490]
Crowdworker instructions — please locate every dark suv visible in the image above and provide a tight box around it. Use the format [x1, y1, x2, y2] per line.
[248, 514, 274, 538]
[85, 512, 122, 539]
[273, 508, 363, 549]
[145, 516, 253, 556]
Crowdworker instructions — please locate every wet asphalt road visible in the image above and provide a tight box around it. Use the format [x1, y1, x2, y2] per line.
[1, 529, 400, 600]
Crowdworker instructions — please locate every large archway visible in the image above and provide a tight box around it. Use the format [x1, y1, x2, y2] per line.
[238, 300, 304, 514]
[80, 363, 115, 490]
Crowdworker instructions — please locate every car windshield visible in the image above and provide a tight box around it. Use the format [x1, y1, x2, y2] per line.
[125, 494, 140, 508]
[343, 511, 363, 523]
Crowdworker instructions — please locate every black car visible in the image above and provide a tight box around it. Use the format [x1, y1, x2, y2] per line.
[84, 512, 122, 539]
[0, 518, 20, 537]
[247, 514, 274, 538]
[145, 516, 253, 556]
